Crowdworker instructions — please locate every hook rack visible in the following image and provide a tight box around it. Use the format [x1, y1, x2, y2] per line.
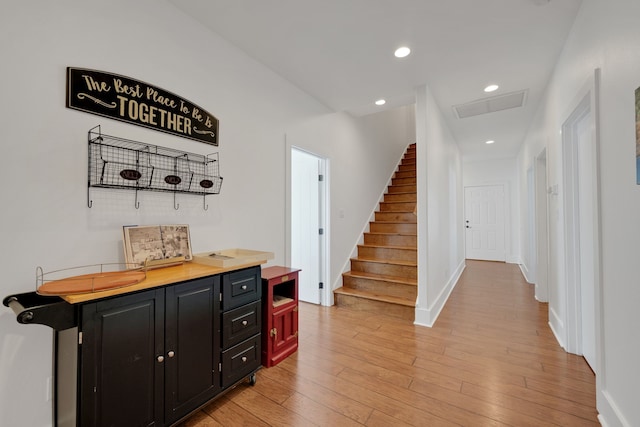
[87, 125, 223, 209]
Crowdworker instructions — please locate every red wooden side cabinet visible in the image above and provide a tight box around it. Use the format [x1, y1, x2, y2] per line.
[261, 266, 300, 367]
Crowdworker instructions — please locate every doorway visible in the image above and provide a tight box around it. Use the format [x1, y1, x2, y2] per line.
[290, 147, 328, 305]
[464, 185, 506, 261]
[561, 71, 601, 373]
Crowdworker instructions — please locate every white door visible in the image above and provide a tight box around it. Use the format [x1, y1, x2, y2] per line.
[464, 185, 506, 261]
[562, 81, 599, 372]
[535, 150, 549, 302]
[291, 148, 323, 304]
[576, 109, 597, 370]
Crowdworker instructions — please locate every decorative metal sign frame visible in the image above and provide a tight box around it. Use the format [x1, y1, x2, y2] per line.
[67, 67, 219, 146]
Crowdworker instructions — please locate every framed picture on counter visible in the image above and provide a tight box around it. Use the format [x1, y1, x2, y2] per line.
[123, 224, 193, 267]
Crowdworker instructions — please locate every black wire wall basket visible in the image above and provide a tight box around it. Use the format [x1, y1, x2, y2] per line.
[87, 125, 223, 210]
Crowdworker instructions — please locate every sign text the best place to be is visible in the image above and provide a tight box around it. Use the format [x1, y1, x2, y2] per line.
[66, 67, 219, 146]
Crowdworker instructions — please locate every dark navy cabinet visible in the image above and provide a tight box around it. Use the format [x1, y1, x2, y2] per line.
[5, 265, 261, 427]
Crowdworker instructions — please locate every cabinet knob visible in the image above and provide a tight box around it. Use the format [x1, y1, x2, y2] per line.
[168, 351, 175, 358]
[157, 356, 164, 363]
[242, 320, 248, 326]
[241, 356, 247, 363]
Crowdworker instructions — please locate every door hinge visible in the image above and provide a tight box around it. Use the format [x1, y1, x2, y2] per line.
[219, 293, 222, 302]
[319, 228, 324, 235]
[318, 174, 324, 182]
[319, 282, 324, 289]
[270, 328, 277, 338]
[219, 362, 222, 372]
[78, 332, 83, 345]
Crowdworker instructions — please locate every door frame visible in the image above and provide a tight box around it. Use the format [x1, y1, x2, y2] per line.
[560, 69, 603, 375]
[285, 143, 331, 306]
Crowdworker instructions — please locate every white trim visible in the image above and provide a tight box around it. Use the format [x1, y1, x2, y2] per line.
[560, 69, 603, 377]
[548, 306, 566, 350]
[598, 389, 632, 427]
[414, 259, 465, 327]
[506, 255, 520, 264]
[518, 263, 534, 284]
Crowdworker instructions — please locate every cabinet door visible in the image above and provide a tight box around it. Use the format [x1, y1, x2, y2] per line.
[270, 304, 298, 364]
[164, 277, 220, 424]
[80, 289, 165, 427]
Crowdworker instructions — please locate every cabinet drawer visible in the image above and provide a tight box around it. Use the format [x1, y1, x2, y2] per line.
[222, 266, 261, 310]
[221, 334, 261, 388]
[222, 301, 261, 349]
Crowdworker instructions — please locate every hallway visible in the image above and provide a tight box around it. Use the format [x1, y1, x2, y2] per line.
[182, 260, 598, 426]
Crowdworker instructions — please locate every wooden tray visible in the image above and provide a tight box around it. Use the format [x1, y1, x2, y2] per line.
[37, 270, 146, 296]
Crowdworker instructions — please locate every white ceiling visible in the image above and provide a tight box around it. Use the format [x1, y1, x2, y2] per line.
[169, 0, 582, 161]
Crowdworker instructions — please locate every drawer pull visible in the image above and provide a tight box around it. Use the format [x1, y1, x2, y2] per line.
[157, 355, 164, 363]
[242, 320, 248, 326]
[241, 356, 247, 363]
[241, 285, 247, 290]
[168, 351, 175, 358]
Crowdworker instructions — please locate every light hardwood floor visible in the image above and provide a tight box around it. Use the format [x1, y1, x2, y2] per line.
[180, 260, 598, 426]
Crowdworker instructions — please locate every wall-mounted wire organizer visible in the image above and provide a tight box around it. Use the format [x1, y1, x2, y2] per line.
[87, 125, 223, 210]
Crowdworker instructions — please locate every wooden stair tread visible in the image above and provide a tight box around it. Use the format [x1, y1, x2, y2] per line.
[370, 220, 417, 225]
[351, 257, 417, 267]
[334, 287, 416, 306]
[375, 210, 416, 215]
[383, 191, 415, 195]
[358, 244, 416, 251]
[366, 231, 417, 236]
[343, 271, 417, 286]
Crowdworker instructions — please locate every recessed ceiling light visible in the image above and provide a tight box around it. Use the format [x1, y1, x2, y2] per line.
[375, 99, 386, 106]
[394, 47, 411, 58]
[484, 84, 499, 93]
[485, 140, 495, 144]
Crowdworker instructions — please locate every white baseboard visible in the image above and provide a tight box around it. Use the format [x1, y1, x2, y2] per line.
[597, 389, 631, 427]
[548, 307, 566, 350]
[506, 254, 520, 264]
[414, 260, 465, 327]
[518, 263, 534, 284]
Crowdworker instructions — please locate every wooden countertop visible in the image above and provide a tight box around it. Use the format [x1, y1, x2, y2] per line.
[61, 261, 265, 304]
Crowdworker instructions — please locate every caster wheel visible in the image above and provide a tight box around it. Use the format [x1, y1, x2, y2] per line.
[249, 373, 257, 386]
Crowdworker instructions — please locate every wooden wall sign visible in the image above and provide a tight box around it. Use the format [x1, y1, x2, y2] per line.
[66, 67, 219, 146]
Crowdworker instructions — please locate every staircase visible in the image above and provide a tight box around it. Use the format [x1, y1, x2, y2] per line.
[334, 143, 417, 321]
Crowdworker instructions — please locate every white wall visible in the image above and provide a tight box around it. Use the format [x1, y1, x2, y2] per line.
[415, 85, 465, 327]
[285, 106, 415, 293]
[516, 0, 640, 425]
[0, 1, 411, 425]
[463, 158, 520, 265]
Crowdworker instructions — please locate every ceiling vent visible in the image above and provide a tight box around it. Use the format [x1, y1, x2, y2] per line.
[453, 89, 528, 119]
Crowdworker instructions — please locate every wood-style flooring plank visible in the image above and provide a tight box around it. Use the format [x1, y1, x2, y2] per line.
[180, 260, 597, 426]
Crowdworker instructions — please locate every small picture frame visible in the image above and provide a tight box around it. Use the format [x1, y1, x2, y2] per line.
[123, 224, 193, 267]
